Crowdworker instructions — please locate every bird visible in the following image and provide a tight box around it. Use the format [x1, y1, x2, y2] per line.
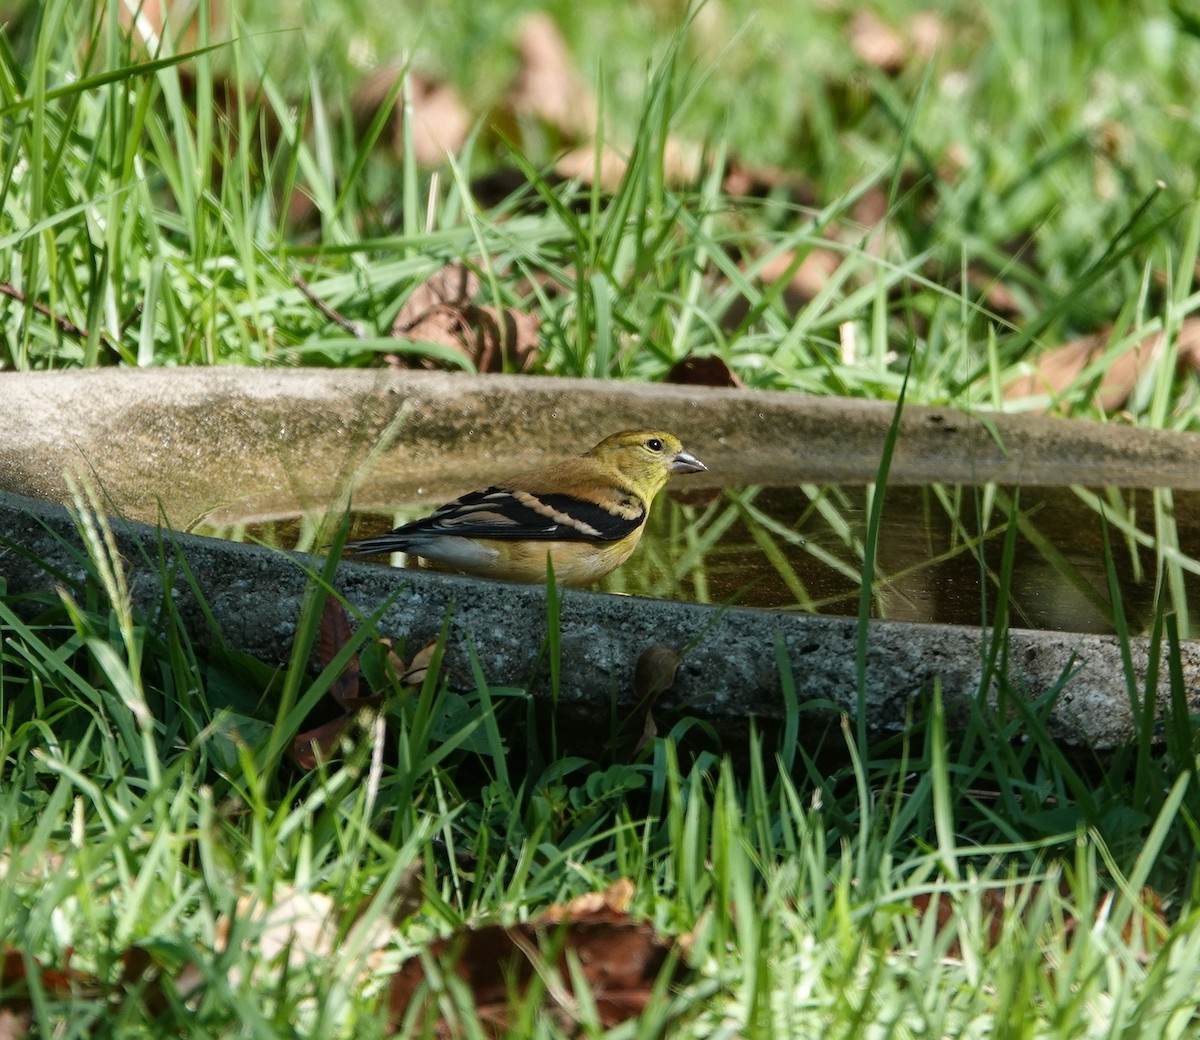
[341, 430, 707, 585]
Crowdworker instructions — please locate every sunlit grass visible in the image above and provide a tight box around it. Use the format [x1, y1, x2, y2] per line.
[6, 0, 1200, 1033]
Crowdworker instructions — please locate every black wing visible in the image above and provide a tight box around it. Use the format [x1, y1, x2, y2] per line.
[408, 487, 645, 542]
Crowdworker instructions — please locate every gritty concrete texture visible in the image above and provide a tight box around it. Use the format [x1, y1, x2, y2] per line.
[4, 368, 1200, 529]
[3, 489, 1196, 749]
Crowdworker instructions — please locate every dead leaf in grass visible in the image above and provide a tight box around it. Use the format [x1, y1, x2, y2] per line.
[631, 645, 682, 756]
[555, 137, 702, 192]
[1004, 317, 1200, 412]
[218, 886, 398, 984]
[290, 598, 396, 769]
[508, 13, 597, 140]
[399, 638, 441, 689]
[391, 262, 539, 372]
[907, 882, 1167, 960]
[850, 10, 945, 74]
[757, 247, 843, 311]
[319, 596, 361, 709]
[665, 353, 744, 388]
[1, 946, 95, 1032]
[387, 880, 686, 1034]
[353, 68, 471, 165]
[292, 712, 368, 769]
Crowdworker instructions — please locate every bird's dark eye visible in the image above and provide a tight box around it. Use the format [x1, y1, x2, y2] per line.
[645, 437, 664, 452]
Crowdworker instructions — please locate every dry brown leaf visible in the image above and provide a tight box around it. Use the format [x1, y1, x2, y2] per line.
[664, 353, 745, 388]
[353, 68, 471, 165]
[630, 645, 682, 756]
[544, 879, 636, 924]
[393, 263, 481, 342]
[555, 137, 701, 192]
[508, 13, 597, 140]
[1, 946, 95, 1030]
[377, 636, 408, 686]
[849, 10, 944, 73]
[1001, 319, 1200, 411]
[757, 247, 843, 311]
[633, 645, 681, 702]
[391, 263, 539, 372]
[219, 887, 397, 981]
[849, 11, 907, 73]
[907, 882, 1166, 961]
[400, 639, 441, 688]
[470, 304, 541, 373]
[319, 597, 361, 709]
[387, 883, 685, 1034]
[292, 713, 354, 769]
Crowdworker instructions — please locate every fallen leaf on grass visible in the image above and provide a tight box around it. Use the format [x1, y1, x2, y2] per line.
[398, 638, 441, 688]
[1004, 317, 1200, 412]
[1, 947, 92, 1014]
[664, 353, 744, 388]
[319, 593, 361, 709]
[219, 888, 398, 976]
[507, 13, 597, 141]
[353, 68, 471, 165]
[387, 880, 687, 1034]
[756, 247, 843, 311]
[849, 10, 945, 74]
[291, 597, 386, 769]
[630, 645, 682, 756]
[391, 262, 539, 372]
[906, 882, 1167, 960]
[555, 137, 702, 192]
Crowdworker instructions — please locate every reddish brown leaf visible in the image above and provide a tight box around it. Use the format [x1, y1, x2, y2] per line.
[664, 354, 744, 388]
[906, 882, 1167, 960]
[387, 883, 686, 1034]
[291, 715, 354, 770]
[318, 597, 361, 709]
[1, 946, 95, 1025]
[291, 699, 384, 770]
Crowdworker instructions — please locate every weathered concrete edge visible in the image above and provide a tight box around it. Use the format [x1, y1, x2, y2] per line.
[5, 369, 1200, 529]
[4, 490, 1196, 749]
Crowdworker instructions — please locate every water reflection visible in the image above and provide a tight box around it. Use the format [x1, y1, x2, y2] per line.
[200, 484, 1200, 636]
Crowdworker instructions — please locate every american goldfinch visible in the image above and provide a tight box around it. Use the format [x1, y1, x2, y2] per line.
[342, 430, 706, 585]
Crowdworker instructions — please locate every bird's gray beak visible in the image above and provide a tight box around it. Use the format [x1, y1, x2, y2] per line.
[670, 450, 707, 475]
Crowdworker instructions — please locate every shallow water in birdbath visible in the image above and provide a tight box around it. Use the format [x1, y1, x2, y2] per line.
[198, 481, 1200, 637]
